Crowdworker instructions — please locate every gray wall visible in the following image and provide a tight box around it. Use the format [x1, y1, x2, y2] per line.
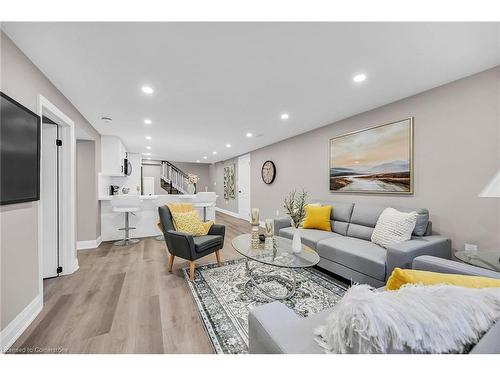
[171, 161, 211, 192]
[142, 161, 164, 195]
[209, 157, 240, 214]
[76, 140, 99, 241]
[249, 67, 500, 251]
[0, 31, 101, 331]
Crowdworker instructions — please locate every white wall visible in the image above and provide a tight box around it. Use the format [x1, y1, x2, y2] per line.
[0, 31, 101, 334]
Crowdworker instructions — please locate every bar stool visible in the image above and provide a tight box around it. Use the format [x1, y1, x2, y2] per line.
[193, 192, 216, 222]
[111, 195, 141, 246]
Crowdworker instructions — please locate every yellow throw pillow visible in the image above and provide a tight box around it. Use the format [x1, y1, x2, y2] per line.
[302, 205, 332, 232]
[171, 210, 208, 236]
[202, 220, 214, 234]
[386, 267, 500, 290]
[167, 202, 195, 213]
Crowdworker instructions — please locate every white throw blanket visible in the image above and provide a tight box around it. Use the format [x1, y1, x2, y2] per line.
[314, 284, 500, 354]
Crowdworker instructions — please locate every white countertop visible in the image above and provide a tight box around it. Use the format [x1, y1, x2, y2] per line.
[98, 194, 215, 201]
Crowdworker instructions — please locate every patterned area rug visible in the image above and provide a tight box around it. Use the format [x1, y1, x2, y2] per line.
[183, 257, 348, 354]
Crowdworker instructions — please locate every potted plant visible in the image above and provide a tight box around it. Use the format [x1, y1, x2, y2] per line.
[186, 173, 199, 194]
[283, 189, 308, 253]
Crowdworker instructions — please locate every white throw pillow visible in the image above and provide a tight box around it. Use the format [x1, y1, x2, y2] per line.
[314, 284, 500, 354]
[371, 207, 418, 248]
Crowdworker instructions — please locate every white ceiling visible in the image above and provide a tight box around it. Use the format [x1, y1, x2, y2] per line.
[3, 22, 500, 163]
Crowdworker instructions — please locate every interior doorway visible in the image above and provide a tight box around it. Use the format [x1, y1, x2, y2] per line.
[38, 95, 77, 289]
[238, 154, 251, 221]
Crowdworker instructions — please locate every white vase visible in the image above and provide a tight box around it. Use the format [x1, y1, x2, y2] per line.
[292, 228, 302, 253]
[187, 183, 196, 194]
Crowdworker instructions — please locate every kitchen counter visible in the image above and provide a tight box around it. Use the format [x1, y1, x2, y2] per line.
[100, 193, 217, 241]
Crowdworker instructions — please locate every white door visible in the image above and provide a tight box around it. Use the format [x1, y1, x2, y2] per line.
[238, 154, 251, 221]
[41, 123, 60, 278]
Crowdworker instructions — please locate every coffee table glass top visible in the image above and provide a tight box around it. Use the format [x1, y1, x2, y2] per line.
[454, 250, 500, 272]
[231, 233, 320, 269]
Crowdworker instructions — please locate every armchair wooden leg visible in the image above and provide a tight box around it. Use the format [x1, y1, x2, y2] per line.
[168, 254, 175, 272]
[189, 261, 196, 281]
[215, 250, 221, 267]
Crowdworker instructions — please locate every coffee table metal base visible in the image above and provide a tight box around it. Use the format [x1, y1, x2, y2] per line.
[244, 260, 297, 300]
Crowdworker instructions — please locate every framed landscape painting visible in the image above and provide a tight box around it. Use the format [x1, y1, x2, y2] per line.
[329, 117, 414, 194]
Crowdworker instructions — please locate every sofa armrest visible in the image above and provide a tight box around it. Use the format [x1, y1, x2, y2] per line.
[208, 223, 226, 239]
[248, 302, 300, 354]
[273, 217, 292, 236]
[165, 230, 196, 259]
[385, 235, 451, 279]
[412, 255, 500, 279]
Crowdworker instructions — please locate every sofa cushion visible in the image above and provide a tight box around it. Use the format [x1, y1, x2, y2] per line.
[193, 235, 223, 253]
[320, 201, 354, 236]
[316, 237, 387, 281]
[279, 227, 340, 249]
[347, 204, 430, 239]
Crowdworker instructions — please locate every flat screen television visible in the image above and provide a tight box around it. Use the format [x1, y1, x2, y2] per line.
[0, 92, 40, 205]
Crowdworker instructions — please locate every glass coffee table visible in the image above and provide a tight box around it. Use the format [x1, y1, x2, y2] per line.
[454, 250, 500, 272]
[231, 233, 320, 300]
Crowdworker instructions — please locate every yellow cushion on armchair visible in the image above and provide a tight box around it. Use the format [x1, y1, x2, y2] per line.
[170, 210, 209, 236]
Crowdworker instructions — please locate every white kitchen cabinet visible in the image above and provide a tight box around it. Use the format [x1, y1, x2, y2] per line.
[101, 135, 127, 176]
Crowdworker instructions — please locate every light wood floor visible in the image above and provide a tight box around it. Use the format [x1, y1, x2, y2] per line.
[10, 212, 251, 354]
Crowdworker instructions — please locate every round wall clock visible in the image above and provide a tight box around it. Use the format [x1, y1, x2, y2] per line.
[261, 160, 276, 184]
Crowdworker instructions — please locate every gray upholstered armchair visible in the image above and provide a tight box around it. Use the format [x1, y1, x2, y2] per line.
[158, 205, 225, 281]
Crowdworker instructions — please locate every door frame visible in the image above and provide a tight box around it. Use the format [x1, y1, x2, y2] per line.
[237, 153, 251, 220]
[37, 95, 77, 295]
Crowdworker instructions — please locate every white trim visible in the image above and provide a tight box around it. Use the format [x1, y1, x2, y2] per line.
[215, 207, 244, 220]
[0, 293, 43, 353]
[77, 236, 102, 250]
[237, 153, 251, 220]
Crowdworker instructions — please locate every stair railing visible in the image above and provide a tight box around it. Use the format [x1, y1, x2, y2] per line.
[160, 161, 195, 194]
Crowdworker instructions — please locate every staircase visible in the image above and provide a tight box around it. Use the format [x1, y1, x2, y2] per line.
[160, 161, 195, 194]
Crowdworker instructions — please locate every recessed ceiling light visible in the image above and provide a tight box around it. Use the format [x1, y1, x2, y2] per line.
[101, 116, 112, 123]
[142, 152, 151, 156]
[203, 156, 208, 159]
[141, 85, 154, 94]
[280, 113, 289, 120]
[147, 157, 151, 160]
[144, 119, 152, 125]
[145, 136, 152, 140]
[225, 143, 231, 148]
[353, 73, 367, 83]
[246, 132, 253, 138]
[196, 160, 200, 163]
[212, 151, 217, 155]
[146, 146, 151, 150]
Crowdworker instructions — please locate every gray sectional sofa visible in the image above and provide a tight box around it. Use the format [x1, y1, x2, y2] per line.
[248, 256, 500, 354]
[274, 200, 451, 287]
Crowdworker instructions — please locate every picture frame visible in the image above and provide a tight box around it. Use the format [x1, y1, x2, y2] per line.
[329, 117, 414, 194]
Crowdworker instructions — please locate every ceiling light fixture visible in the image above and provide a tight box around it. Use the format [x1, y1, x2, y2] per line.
[147, 157, 152, 160]
[144, 119, 152, 125]
[226, 143, 231, 148]
[196, 160, 200, 163]
[145, 136, 152, 140]
[141, 85, 154, 94]
[353, 73, 367, 83]
[146, 146, 151, 150]
[280, 113, 289, 120]
[246, 132, 253, 138]
[203, 156, 208, 159]
[212, 151, 217, 155]
[142, 152, 151, 156]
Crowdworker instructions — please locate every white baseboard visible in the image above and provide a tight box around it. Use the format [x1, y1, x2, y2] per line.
[77, 236, 102, 250]
[215, 207, 243, 220]
[0, 293, 43, 353]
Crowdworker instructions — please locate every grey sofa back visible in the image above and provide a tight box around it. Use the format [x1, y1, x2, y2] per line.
[316, 200, 431, 240]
